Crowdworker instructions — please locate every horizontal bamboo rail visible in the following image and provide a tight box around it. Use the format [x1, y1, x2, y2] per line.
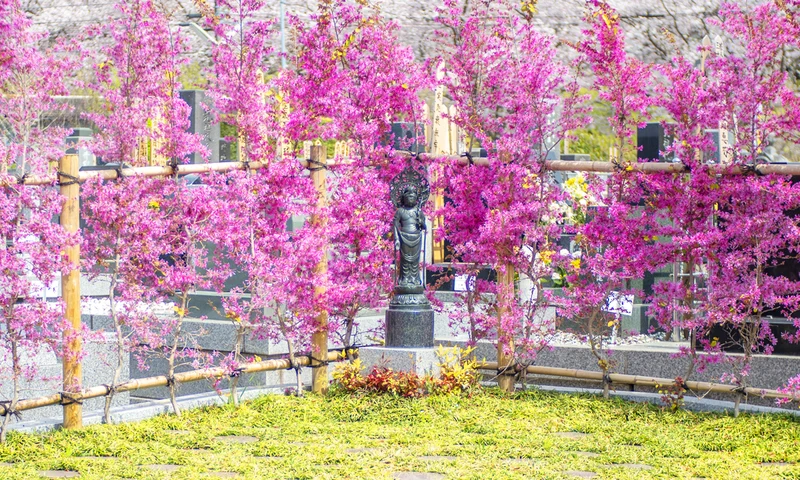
[0, 351, 344, 417]
[6, 156, 800, 188]
[449, 156, 800, 175]
[479, 361, 800, 402]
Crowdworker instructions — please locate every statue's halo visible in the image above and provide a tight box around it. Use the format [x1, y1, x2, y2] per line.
[390, 165, 430, 208]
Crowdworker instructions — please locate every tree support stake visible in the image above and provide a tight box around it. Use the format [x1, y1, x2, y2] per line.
[60, 154, 82, 430]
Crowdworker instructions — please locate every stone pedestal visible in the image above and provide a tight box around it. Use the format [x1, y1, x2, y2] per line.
[385, 289, 434, 348]
[359, 347, 440, 377]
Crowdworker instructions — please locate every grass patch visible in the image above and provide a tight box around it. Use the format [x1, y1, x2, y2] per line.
[0, 389, 799, 479]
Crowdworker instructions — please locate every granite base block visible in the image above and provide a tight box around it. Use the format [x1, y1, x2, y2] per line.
[385, 308, 434, 348]
[358, 346, 441, 377]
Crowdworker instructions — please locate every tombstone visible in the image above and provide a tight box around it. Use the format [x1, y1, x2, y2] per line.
[637, 123, 675, 162]
[542, 110, 561, 160]
[65, 128, 96, 167]
[388, 122, 426, 154]
[179, 90, 221, 163]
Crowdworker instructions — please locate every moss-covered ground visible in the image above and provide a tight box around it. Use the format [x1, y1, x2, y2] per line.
[1, 389, 799, 479]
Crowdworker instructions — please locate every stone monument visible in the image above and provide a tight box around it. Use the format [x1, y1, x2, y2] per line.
[385, 165, 435, 348]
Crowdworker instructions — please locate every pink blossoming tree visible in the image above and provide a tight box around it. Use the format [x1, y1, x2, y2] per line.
[433, 0, 588, 389]
[0, 0, 76, 440]
[82, 0, 214, 416]
[279, 0, 429, 357]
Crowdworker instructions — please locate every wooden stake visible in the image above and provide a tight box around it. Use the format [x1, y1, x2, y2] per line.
[60, 154, 82, 429]
[497, 264, 516, 393]
[309, 145, 329, 394]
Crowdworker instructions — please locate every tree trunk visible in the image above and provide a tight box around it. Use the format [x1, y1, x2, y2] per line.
[104, 271, 122, 424]
[344, 315, 355, 362]
[1, 339, 20, 443]
[229, 328, 245, 406]
[167, 292, 189, 417]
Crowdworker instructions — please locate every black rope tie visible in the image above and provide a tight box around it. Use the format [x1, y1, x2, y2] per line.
[114, 164, 126, 181]
[229, 367, 244, 379]
[285, 358, 302, 374]
[602, 373, 612, 386]
[611, 159, 627, 174]
[102, 383, 119, 396]
[742, 164, 764, 176]
[307, 159, 327, 172]
[0, 401, 21, 420]
[60, 392, 84, 406]
[497, 362, 516, 377]
[57, 171, 80, 187]
[168, 158, 180, 179]
[165, 375, 176, 388]
[461, 152, 475, 166]
[733, 385, 747, 396]
[16, 173, 28, 185]
[676, 378, 690, 392]
[308, 355, 330, 369]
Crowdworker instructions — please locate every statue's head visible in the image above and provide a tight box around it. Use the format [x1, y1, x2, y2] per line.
[401, 185, 418, 207]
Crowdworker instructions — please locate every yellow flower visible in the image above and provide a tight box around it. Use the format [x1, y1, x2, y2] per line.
[540, 250, 554, 265]
[148, 199, 160, 211]
[570, 258, 581, 269]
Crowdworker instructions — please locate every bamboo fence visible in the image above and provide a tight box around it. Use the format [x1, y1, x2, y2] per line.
[5, 150, 800, 427]
[7, 155, 800, 189]
[479, 361, 799, 402]
[0, 351, 344, 418]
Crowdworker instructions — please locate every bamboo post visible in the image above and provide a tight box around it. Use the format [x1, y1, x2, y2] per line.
[60, 154, 82, 429]
[497, 264, 516, 392]
[310, 144, 329, 394]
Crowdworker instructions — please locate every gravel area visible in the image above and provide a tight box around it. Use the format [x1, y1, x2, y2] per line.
[546, 330, 666, 346]
[81, 297, 176, 317]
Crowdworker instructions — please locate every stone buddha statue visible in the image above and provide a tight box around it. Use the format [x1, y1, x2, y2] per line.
[393, 185, 427, 291]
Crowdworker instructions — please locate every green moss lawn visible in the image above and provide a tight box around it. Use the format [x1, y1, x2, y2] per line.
[1, 389, 799, 479]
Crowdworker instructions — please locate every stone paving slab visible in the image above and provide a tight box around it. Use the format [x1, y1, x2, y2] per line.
[392, 473, 445, 480]
[38, 472, 80, 479]
[563, 471, 596, 478]
[214, 435, 259, 444]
